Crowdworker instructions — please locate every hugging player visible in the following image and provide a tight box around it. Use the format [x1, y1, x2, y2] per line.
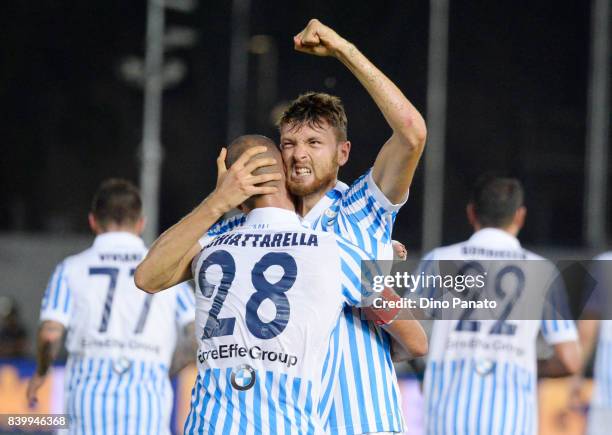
[136, 18, 427, 434]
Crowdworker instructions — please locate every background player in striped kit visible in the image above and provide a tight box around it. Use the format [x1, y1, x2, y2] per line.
[569, 252, 612, 435]
[416, 176, 581, 435]
[26, 179, 196, 435]
[164, 136, 415, 434]
[136, 18, 427, 434]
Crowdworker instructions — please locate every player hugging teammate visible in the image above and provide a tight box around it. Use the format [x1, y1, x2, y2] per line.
[136, 18, 428, 435]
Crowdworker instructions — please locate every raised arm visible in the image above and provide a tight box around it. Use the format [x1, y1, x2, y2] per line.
[134, 146, 281, 292]
[26, 321, 65, 407]
[294, 19, 427, 204]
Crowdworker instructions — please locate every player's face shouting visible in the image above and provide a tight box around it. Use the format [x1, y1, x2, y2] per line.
[279, 120, 346, 197]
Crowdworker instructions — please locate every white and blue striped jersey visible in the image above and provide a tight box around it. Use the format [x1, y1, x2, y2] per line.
[185, 207, 374, 434]
[202, 169, 407, 434]
[39, 232, 196, 435]
[419, 228, 578, 435]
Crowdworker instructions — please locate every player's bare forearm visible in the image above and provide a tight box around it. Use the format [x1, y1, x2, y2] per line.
[568, 320, 596, 407]
[566, 318, 599, 403]
[577, 318, 600, 375]
[135, 197, 225, 292]
[135, 146, 281, 293]
[538, 357, 574, 378]
[28, 321, 63, 406]
[385, 319, 428, 361]
[538, 341, 582, 378]
[35, 321, 64, 376]
[362, 286, 428, 359]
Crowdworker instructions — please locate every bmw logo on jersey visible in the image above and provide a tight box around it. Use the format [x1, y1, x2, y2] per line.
[230, 364, 256, 391]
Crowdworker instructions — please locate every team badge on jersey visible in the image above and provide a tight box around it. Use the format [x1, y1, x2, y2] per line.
[112, 356, 132, 374]
[231, 364, 256, 391]
[474, 358, 495, 375]
[324, 208, 338, 226]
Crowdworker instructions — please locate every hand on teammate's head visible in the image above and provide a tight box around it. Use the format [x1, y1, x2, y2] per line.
[211, 144, 282, 214]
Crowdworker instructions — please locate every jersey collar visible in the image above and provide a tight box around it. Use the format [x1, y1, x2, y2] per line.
[468, 228, 521, 250]
[244, 207, 302, 227]
[302, 180, 349, 222]
[93, 232, 146, 249]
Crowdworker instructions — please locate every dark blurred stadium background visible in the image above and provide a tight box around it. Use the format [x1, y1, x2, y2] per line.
[3, 0, 608, 246]
[0, 1, 609, 432]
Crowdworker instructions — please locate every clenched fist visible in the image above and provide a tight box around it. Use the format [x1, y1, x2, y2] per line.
[293, 19, 349, 58]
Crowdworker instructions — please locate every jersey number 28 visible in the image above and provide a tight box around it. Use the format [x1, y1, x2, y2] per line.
[197, 250, 297, 340]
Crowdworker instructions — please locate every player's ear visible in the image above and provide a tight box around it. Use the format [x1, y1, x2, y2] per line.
[337, 141, 350, 167]
[88, 213, 100, 234]
[466, 203, 479, 230]
[135, 216, 146, 236]
[514, 206, 526, 231]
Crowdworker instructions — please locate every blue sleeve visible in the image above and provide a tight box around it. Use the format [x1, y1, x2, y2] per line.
[335, 237, 380, 307]
[198, 212, 246, 247]
[339, 169, 407, 245]
[40, 262, 73, 326]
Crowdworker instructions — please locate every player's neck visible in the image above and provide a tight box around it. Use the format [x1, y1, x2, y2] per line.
[295, 178, 338, 217]
[97, 226, 141, 236]
[252, 195, 296, 213]
[476, 225, 520, 238]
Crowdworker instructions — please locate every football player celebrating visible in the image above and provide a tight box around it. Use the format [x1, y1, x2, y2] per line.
[136, 18, 428, 434]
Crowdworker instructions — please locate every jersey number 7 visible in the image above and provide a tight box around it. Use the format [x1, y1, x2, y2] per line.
[89, 267, 153, 334]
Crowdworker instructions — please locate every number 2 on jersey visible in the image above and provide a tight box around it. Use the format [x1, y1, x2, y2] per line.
[455, 262, 525, 335]
[88, 267, 153, 334]
[197, 250, 297, 340]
